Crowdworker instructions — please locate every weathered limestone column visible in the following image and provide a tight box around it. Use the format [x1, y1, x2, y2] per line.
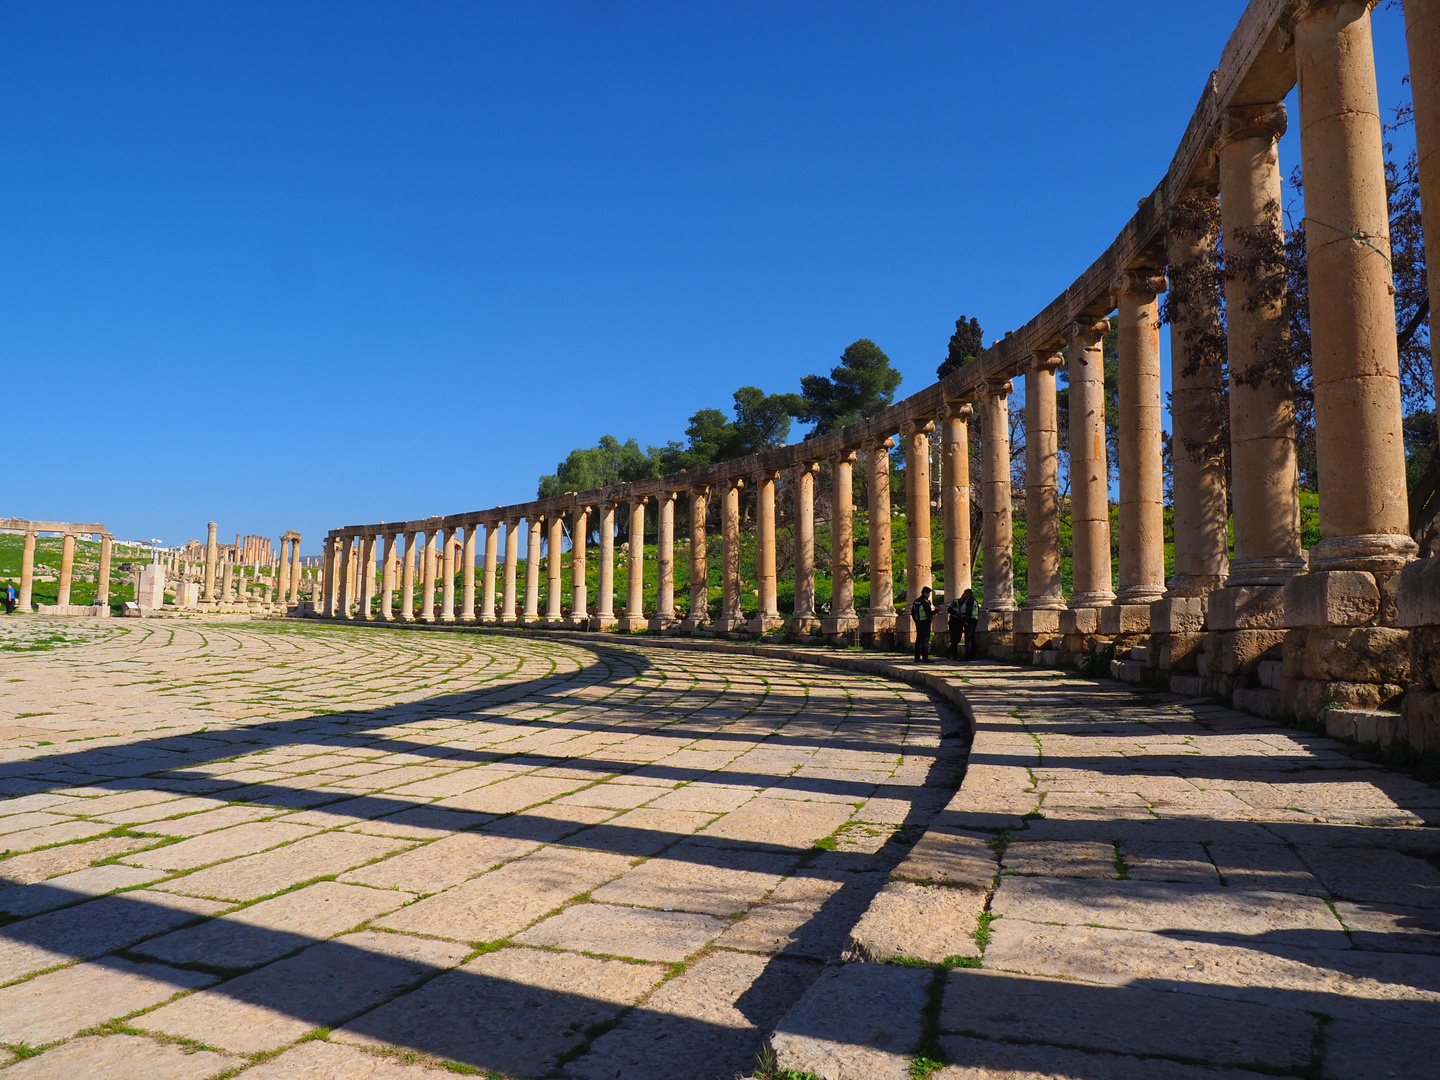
[787, 463, 821, 635]
[895, 420, 935, 647]
[749, 471, 784, 636]
[652, 491, 678, 631]
[1294, 0, 1415, 572]
[592, 503, 617, 630]
[56, 533, 76, 609]
[482, 522, 498, 622]
[1104, 268, 1169, 638]
[18, 531, 36, 613]
[221, 557, 234, 606]
[438, 527, 456, 622]
[346, 536, 360, 616]
[360, 535, 377, 619]
[860, 440, 896, 639]
[1066, 319, 1116, 616]
[289, 538, 303, 604]
[570, 506, 589, 627]
[272, 539, 285, 603]
[500, 520, 519, 623]
[400, 532, 417, 621]
[618, 498, 648, 631]
[203, 521, 218, 603]
[1407, 0, 1440, 396]
[419, 530, 436, 621]
[459, 524, 477, 622]
[1014, 353, 1065, 657]
[980, 380, 1016, 632]
[96, 534, 112, 614]
[717, 480, 746, 633]
[680, 487, 710, 632]
[324, 536, 341, 617]
[337, 537, 354, 619]
[545, 514, 565, 624]
[381, 534, 397, 620]
[524, 518, 543, 624]
[941, 402, 974, 602]
[823, 451, 860, 637]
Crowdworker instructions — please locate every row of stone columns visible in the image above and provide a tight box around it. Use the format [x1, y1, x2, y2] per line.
[13, 528, 112, 613]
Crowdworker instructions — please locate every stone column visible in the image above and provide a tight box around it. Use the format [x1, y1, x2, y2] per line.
[787, 464, 821, 635]
[381, 534, 397, 620]
[680, 487, 710, 631]
[221, 556, 234, 606]
[419, 530, 436, 621]
[438, 527, 456, 622]
[1016, 353, 1065, 655]
[860, 440, 896, 638]
[289, 538, 303, 604]
[717, 480, 746, 633]
[400, 532, 416, 621]
[360, 535, 377, 619]
[203, 521, 218, 603]
[524, 518, 543, 624]
[570, 506, 589, 626]
[940, 402, 974, 603]
[1066, 319, 1116, 611]
[1407, 0, 1440, 397]
[500, 520, 519, 623]
[272, 539, 285, 603]
[1294, 0, 1415, 572]
[481, 522, 498, 622]
[18, 531, 35, 613]
[749, 470, 784, 635]
[652, 491, 678, 631]
[895, 421, 934, 646]
[1105, 268, 1168, 636]
[618, 498, 648, 631]
[823, 451, 860, 636]
[458, 524, 476, 622]
[546, 514, 565, 624]
[96, 534, 112, 614]
[337, 536, 354, 619]
[980, 380, 1016, 622]
[346, 536, 360, 616]
[592, 503, 617, 630]
[1164, 189, 1230, 603]
[324, 536, 341, 617]
[55, 533, 76, 609]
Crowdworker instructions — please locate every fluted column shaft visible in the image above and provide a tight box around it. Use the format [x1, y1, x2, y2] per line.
[524, 518, 542, 622]
[684, 488, 709, 628]
[655, 492, 677, 623]
[1116, 271, 1168, 605]
[501, 520, 519, 622]
[546, 515, 565, 622]
[96, 534, 112, 612]
[981, 382, 1016, 612]
[19, 531, 35, 613]
[571, 507, 589, 620]
[204, 522, 218, 602]
[1295, 0, 1415, 569]
[482, 523, 498, 621]
[829, 452, 857, 621]
[866, 441, 895, 617]
[597, 504, 617, 622]
[1024, 354, 1065, 607]
[1067, 320, 1116, 607]
[381, 534, 397, 620]
[400, 532, 416, 620]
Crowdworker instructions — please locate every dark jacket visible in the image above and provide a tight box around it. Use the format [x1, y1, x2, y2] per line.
[911, 595, 934, 624]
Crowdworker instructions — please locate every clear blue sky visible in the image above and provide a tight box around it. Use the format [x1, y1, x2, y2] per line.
[0, 2, 1415, 552]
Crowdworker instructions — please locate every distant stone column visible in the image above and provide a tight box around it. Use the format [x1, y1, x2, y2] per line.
[861, 440, 896, 637]
[436, 528, 454, 622]
[481, 522, 498, 622]
[940, 402, 973, 602]
[459, 524, 477, 622]
[203, 522, 218, 603]
[1294, 1, 1415, 571]
[681, 487, 710, 631]
[1067, 319, 1115, 609]
[980, 380, 1016, 616]
[55, 533, 76, 609]
[717, 480, 746, 633]
[221, 556, 234, 605]
[1109, 267, 1168, 634]
[17, 531, 35, 613]
[823, 450, 860, 636]
[337, 537, 354, 619]
[1407, 0, 1440, 396]
[500, 520, 519, 623]
[360, 535, 377, 619]
[787, 463, 821, 635]
[618, 498, 648, 631]
[593, 503, 617, 629]
[750, 470, 784, 635]
[347, 537, 361, 616]
[524, 518, 543, 624]
[546, 514, 565, 624]
[289, 539, 302, 604]
[570, 506, 589, 625]
[96, 534, 112, 614]
[652, 491, 678, 630]
[895, 421, 933, 647]
[381, 534, 397, 620]
[418, 530, 436, 621]
[324, 536, 340, 617]
[399, 532, 416, 621]
[1024, 351, 1065, 609]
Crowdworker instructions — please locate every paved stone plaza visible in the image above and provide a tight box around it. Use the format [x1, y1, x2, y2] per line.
[0, 620, 1437, 1078]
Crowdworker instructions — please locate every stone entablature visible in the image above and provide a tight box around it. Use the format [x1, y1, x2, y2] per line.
[2, 518, 113, 616]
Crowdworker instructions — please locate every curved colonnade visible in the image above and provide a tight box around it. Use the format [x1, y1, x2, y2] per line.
[322, 0, 1440, 739]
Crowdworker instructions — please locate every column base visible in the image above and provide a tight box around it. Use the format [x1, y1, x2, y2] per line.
[1206, 584, 1287, 631]
[1309, 533, 1417, 573]
[495, 614, 516, 625]
[1114, 586, 1165, 607]
[1227, 555, 1309, 587]
[747, 613, 784, 635]
[615, 617, 648, 632]
[649, 614, 678, 632]
[786, 612, 821, 636]
[894, 612, 916, 647]
[588, 615, 618, 631]
[565, 614, 590, 629]
[1013, 608, 1061, 654]
[1150, 595, 1207, 633]
[1100, 603, 1153, 636]
[714, 615, 749, 634]
[679, 615, 710, 633]
[857, 613, 896, 634]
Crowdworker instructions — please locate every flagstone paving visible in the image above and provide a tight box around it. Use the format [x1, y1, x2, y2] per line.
[0, 618, 959, 1078]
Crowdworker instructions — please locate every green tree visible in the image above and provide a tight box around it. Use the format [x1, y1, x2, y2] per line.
[790, 339, 902, 436]
[937, 316, 984, 379]
[537, 435, 657, 499]
[653, 387, 796, 472]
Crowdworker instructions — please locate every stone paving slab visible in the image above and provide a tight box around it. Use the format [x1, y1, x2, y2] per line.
[694, 797, 855, 850]
[844, 880, 985, 963]
[590, 842, 796, 915]
[240, 1039, 457, 1078]
[123, 820, 319, 871]
[562, 806, 718, 856]
[515, 901, 726, 961]
[0, 1034, 240, 1078]
[933, 1035, 1281, 1079]
[0, 862, 166, 917]
[0, 834, 156, 885]
[156, 830, 409, 901]
[337, 832, 539, 894]
[770, 962, 930, 1080]
[139, 930, 469, 1054]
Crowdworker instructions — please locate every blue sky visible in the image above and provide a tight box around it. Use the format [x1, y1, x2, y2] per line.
[0, 2, 1416, 552]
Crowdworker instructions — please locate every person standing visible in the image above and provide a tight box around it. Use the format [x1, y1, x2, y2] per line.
[911, 586, 934, 662]
[945, 594, 965, 660]
[956, 588, 979, 660]
[4, 583, 15, 615]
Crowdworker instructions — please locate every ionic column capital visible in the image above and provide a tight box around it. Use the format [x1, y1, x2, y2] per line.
[863, 436, 895, 453]
[830, 449, 857, 466]
[899, 418, 935, 437]
[937, 400, 974, 423]
[795, 461, 822, 477]
[722, 476, 745, 491]
[1217, 102, 1288, 148]
[1116, 267, 1168, 301]
[1067, 317, 1111, 347]
[1024, 349, 1065, 374]
[1285, 0, 1376, 32]
[689, 484, 710, 498]
[754, 468, 783, 484]
[658, 488, 680, 502]
[981, 376, 1013, 401]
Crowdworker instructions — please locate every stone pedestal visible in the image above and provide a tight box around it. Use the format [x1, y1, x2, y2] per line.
[1100, 603, 1152, 637]
[137, 564, 167, 610]
[978, 608, 1014, 661]
[1013, 608, 1061, 658]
